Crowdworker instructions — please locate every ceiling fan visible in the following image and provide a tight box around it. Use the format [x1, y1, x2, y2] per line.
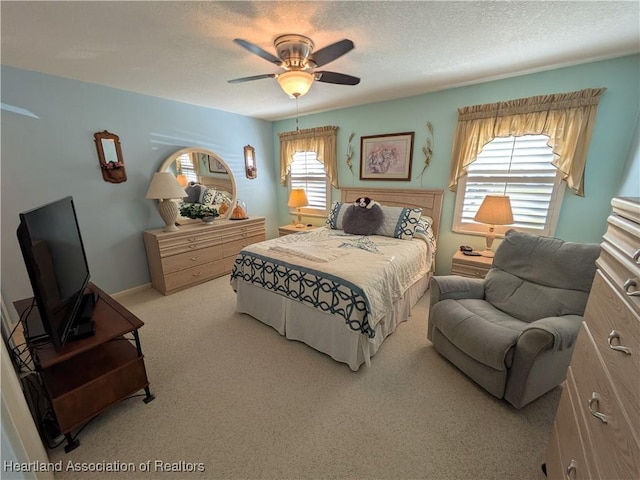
[228, 34, 360, 98]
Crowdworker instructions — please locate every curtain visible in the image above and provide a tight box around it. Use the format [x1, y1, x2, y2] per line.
[449, 88, 606, 196]
[279, 126, 339, 188]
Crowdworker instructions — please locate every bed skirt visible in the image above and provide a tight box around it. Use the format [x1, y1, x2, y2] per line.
[235, 273, 430, 371]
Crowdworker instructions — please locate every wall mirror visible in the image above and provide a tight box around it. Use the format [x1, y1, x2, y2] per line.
[159, 147, 236, 223]
[94, 130, 126, 183]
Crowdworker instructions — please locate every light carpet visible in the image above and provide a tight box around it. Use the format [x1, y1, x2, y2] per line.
[48, 275, 559, 480]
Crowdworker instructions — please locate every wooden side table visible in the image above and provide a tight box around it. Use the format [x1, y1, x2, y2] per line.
[278, 224, 321, 236]
[451, 251, 493, 278]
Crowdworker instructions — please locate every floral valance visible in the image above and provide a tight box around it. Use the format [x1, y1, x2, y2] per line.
[449, 88, 606, 196]
[279, 126, 339, 188]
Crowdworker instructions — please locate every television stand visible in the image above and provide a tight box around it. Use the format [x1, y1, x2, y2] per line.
[15, 282, 154, 453]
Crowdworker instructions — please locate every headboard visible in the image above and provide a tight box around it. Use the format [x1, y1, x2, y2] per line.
[340, 187, 444, 241]
[199, 176, 233, 195]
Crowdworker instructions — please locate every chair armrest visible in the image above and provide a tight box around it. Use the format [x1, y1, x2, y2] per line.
[519, 315, 583, 352]
[506, 315, 583, 408]
[429, 275, 485, 303]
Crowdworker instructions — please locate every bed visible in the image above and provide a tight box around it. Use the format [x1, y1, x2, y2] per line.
[230, 188, 444, 371]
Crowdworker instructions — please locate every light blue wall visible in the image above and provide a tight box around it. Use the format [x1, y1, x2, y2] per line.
[1, 66, 278, 315]
[618, 112, 640, 197]
[274, 55, 640, 274]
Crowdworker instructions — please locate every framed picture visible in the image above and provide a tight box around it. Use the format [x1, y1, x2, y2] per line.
[207, 155, 227, 174]
[360, 132, 414, 181]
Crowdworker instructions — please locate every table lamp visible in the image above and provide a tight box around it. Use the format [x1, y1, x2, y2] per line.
[146, 172, 187, 232]
[287, 188, 309, 226]
[473, 194, 514, 257]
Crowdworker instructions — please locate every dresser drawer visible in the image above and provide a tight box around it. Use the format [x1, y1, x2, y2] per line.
[163, 260, 226, 293]
[220, 225, 266, 243]
[584, 272, 640, 439]
[451, 263, 488, 279]
[597, 242, 640, 316]
[161, 245, 223, 274]
[222, 233, 265, 259]
[603, 213, 640, 262]
[547, 375, 593, 480]
[570, 324, 640, 479]
[158, 232, 222, 256]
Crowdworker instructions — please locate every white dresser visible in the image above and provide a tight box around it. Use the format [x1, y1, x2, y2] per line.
[143, 217, 265, 295]
[545, 197, 639, 479]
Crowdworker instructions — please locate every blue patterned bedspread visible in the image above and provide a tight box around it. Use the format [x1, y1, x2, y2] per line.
[230, 227, 434, 339]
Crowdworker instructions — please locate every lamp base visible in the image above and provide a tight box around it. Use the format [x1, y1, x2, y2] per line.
[158, 199, 179, 232]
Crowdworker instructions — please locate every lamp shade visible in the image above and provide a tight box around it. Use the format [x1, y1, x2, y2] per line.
[176, 174, 188, 187]
[146, 172, 187, 200]
[474, 195, 514, 226]
[287, 188, 309, 208]
[277, 71, 314, 97]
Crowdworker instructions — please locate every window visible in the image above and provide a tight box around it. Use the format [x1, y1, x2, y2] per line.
[176, 153, 198, 184]
[453, 135, 565, 237]
[288, 151, 330, 216]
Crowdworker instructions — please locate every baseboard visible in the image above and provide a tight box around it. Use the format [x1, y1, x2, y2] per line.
[112, 283, 152, 299]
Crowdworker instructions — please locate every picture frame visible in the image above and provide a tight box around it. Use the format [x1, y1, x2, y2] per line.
[207, 155, 227, 174]
[360, 132, 414, 181]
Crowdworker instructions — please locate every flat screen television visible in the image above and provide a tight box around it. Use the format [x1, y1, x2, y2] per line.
[17, 196, 95, 351]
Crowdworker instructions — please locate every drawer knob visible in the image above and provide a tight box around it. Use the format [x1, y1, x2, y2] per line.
[633, 248, 640, 264]
[588, 392, 609, 424]
[623, 278, 640, 297]
[190, 256, 200, 262]
[565, 459, 577, 480]
[192, 272, 202, 277]
[608, 330, 632, 355]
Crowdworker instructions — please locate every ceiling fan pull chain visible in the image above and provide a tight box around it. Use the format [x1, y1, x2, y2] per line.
[295, 96, 300, 131]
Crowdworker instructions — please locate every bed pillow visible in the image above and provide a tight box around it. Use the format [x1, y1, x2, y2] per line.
[342, 203, 384, 235]
[184, 183, 204, 204]
[326, 201, 348, 229]
[375, 206, 423, 240]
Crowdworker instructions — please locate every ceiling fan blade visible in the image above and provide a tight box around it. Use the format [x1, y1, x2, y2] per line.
[228, 73, 276, 84]
[233, 38, 281, 65]
[310, 39, 354, 67]
[315, 71, 360, 86]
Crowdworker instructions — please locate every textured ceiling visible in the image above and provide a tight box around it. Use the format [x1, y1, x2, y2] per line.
[2, 1, 639, 121]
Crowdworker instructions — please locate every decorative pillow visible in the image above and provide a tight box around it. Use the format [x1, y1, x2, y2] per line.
[202, 188, 231, 206]
[375, 206, 423, 240]
[326, 201, 348, 229]
[184, 183, 204, 204]
[342, 198, 384, 235]
[413, 216, 433, 239]
[202, 187, 216, 205]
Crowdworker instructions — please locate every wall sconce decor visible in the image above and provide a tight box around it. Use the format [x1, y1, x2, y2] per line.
[244, 145, 257, 179]
[94, 130, 126, 183]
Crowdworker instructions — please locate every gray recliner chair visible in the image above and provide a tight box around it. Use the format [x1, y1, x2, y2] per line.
[427, 229, 600, 408]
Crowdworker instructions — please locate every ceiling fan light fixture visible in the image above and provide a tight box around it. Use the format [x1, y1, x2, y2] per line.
[277, 70, 314, 97]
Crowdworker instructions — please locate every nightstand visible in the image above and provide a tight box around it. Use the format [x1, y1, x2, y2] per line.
[278, 224, 320, 236]
[451, 251, 493, 278]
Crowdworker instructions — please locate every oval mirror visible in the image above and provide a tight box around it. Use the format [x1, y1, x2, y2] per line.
[159, 147, 236, 222]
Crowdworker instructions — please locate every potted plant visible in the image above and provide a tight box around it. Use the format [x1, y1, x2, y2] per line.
[179, 203, 220, 223]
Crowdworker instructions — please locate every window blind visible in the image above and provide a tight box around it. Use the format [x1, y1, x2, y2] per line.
[177, 153, 198, 184]
[290, 152, 327, 211]
[462, 135, 558, 231]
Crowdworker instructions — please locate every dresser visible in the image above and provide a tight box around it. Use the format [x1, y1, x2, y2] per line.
[545, 197, 639, 479]
[144, 217, 266, 295]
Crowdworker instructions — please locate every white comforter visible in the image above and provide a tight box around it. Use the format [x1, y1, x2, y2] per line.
[231, 227, 432, 333]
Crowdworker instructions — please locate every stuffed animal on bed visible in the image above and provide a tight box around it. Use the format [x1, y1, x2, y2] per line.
[342, 197, 383, 235]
